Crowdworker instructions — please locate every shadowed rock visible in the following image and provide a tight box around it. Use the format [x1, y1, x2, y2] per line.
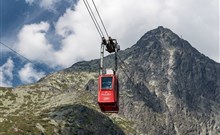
[48, 104, 125, 135]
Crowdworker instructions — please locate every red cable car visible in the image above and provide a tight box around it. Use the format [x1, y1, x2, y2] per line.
[98, 74, 119, 113]
[82, 0, 120, 113]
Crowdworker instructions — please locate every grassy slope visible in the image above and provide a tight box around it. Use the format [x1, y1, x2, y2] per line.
[0, 71, 135, 134]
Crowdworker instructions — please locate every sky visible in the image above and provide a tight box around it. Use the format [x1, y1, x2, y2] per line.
[0, 0, 219, 87]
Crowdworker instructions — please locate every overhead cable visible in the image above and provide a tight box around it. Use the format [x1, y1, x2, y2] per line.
[0, 41, 50, 74]
[91, 0, 109, 38]
[117, 54, 138, 89]
[83, 0, 104, 38]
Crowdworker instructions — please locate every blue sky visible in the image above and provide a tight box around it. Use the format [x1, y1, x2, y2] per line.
[1, 0, 77, 86]
[0, 0, 219, 87]
[1, 0, 74, 46]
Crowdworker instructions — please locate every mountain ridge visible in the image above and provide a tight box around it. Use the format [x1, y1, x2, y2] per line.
[66, 26, 218, 74]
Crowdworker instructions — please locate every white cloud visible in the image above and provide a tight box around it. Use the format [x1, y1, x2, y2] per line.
[55, 0, 219, 63]
[55, 4, 100, 67]
[39, 0, 60, 10]
[25, 0, 35, 5]
[16, 22, 57, 68]
[16, 21, 95, 68]
[0, 58, 14, 87]
[25, 0, 60, 11]
[20, 0, 219, 69]
[18, 63, 45, 84]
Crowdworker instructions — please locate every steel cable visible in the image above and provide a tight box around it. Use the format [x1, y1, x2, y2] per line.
[0, 41, 50, 74]
[91, 0, 109, 38]
[83, 0, 104, 38]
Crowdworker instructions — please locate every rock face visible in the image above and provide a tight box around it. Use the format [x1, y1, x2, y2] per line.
[0, 26, 219, 135]
[116, 26, 220, 135]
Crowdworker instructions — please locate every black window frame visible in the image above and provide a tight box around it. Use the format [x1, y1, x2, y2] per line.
[101, 77, 113, 89]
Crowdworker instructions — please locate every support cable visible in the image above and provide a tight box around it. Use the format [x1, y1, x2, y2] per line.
[117, 54, 138, 89]
[91, 0, 109, 37]
[0, 41, 50, 74]
[83, 0, 104, 38]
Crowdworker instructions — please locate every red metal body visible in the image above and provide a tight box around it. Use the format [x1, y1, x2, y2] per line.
[98, 74, 119, 113]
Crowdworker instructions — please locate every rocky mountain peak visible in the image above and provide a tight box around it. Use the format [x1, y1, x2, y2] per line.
[102, 26, 220, 134]
[143, 26, 179, 39]
[136, 27, 195, 57]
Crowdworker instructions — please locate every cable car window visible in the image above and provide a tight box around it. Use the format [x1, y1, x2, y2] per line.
[101, 77, 113, 89]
